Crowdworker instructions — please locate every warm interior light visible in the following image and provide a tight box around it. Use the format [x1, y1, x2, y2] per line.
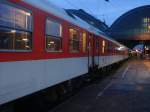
[146, 48, 149, 50]
[148, 25, 150, 30]
[22, 38, 28, 42]
[102, 40, 105, 47]
[50, 41, 55, 44]
[25, 45, 30, 48]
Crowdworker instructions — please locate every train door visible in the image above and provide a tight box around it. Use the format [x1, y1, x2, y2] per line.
[88, 34, 95, 70]
[95, 37, 100, 68]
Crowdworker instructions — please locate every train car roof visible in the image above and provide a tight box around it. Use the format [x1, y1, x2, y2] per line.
[22, 0, 127, 49]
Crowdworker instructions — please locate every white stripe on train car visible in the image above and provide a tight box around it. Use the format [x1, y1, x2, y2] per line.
[0, 55, 128, 105]
[0, 57, 88, 105]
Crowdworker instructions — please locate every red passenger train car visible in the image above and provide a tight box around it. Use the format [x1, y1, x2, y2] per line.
[0, 0, 128, 106]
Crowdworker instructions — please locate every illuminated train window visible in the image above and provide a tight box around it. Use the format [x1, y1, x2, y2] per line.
[81, 32, 87, 53]
[46, 19, 62, 52]
[69, 28, 80, 52]
[102, 40, 106, 54]
[0, 3, 32, 51]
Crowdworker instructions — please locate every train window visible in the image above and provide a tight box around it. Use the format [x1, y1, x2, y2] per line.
[46, 19, 62, 52]
[102, 40, 105, 54]
[0, 3, 32, 51]
[107, 42, 113, 53]
[0, 28, 13, 50]
[82, 32, 87, 53]
[96, 38, 99, 49]
[0, 3, 32, 31]
[69, 28, 80, 52]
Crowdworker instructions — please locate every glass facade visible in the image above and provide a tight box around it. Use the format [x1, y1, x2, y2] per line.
[143, 17, 150, 33]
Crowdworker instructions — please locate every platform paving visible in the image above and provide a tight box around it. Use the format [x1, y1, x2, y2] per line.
[49, 60, 150, 112]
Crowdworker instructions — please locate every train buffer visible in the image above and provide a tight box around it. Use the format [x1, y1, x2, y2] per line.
[49, 60, 150, 112]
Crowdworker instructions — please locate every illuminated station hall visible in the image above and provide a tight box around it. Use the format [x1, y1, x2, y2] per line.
[0, 0, 150, 112]
[108, 5, 150, 58]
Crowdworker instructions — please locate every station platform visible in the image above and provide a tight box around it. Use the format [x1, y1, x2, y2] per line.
[49, 60, 150, 112]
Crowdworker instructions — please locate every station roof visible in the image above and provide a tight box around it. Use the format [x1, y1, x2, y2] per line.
[108, 5, 150, 41]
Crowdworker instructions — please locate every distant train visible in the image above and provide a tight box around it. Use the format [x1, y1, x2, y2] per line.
[0, 0, 128, 106]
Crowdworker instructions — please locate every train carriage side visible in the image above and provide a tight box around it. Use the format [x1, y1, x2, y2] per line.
[0, 0, 129, 106]
[95, 35, 129, 68]
[0, 0, 91, 105]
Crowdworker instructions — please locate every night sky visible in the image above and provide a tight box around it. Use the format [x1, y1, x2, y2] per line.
[49, 0, 150, 26]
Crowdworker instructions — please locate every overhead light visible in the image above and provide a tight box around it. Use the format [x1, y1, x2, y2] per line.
[26, 12, 31, 16]
[136, 49, 138, 52]
[11, 30, 16, 33]
[117, 46, 125, 51]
